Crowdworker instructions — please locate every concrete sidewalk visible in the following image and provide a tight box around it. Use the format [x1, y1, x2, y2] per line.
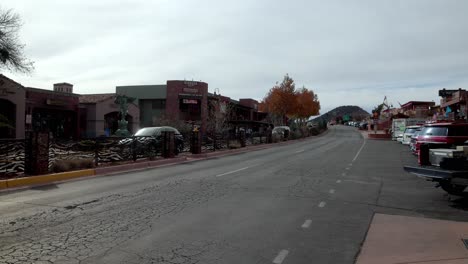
[356, 213, 468, 264]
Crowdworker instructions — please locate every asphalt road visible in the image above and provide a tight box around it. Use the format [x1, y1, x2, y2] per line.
[1, 126, 468, 264]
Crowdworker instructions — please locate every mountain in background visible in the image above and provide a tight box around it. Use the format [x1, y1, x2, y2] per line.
[311, 105, 370, 123]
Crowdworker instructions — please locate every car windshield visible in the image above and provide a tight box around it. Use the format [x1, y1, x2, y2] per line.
[405, 128, 417, 134]
[420, 126, 448, 137]
[134, 127, 159, 136]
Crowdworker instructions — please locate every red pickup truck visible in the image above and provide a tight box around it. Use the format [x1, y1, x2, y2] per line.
[414, 122, 468, 155]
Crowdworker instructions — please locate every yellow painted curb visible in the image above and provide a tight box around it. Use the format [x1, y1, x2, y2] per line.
[0, 180, 7, 190]
[4, 169, 96, 189]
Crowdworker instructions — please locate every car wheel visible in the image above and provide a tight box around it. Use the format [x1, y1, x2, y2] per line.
[440, 182, 466, 196]
[175, 143, 183, 155]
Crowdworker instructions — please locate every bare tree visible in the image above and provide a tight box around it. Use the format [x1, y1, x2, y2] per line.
[207, 98, 235, 134]
[0, 7, 34, 73]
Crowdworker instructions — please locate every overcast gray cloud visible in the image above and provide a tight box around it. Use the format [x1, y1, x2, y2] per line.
[2, 0, 468, 113]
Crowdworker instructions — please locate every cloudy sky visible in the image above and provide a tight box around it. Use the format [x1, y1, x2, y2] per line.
[2, 0, 468, 113]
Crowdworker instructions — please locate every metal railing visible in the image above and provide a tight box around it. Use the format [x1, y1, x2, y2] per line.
[0, 127, 321, 178]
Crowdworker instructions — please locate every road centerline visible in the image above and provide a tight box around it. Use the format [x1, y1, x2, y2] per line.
[216, 167, 251, 177]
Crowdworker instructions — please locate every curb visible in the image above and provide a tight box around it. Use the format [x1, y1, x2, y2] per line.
[0, 130, 329, 191]
[1, 169, 95, 190]
[0, 157, 189, 191]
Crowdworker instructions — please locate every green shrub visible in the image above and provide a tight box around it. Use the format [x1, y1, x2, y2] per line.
[228, 141, 241, 149]
[309, 127, 320, 136]
[291, 130, 302, 139]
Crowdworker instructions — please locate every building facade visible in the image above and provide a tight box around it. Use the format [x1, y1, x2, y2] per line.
[439, 89, 467, 120]
[25, 85, 80, 139]
[400, 101, 435, 118]
[0, 75, 26, 138]
[117, 80, 208, 132]
[79, 94, 140, 138]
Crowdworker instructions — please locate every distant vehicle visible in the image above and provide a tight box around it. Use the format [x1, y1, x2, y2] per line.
[359, 122, 368, 130]
[414, 122, 468, 155]
[119, 126, 185, 155]
[401, 125, 421, 145]
[272, 126, 291, 139]
[392, 118, 427, 141]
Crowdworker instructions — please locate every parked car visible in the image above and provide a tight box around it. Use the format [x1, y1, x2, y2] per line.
[119, 126, 185, 155]
[272, 126, 291, 139]
[401, 125, 421, 145]
[359, 122, 368, 130]
[409, 129, 422, 153]
[414, 122, 468, 155]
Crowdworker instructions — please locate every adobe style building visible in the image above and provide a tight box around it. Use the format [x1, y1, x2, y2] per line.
[79, 94, 140, 138]
[116, 80, 208, 132]
[0, 74, 269, 139]
[0, 75, 26, 139]
[0, 75, 80, 139]
[117, 80, 271, 134]
[439, 88, 467, 120]
[400, 101, 435, 118]
[25, 83, 80, 139]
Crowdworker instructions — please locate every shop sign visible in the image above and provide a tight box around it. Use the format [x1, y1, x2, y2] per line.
[183, 87, 199, 93]
[184, 81, 198, 87]
[46, 99, 68, 106]
[179, 93, 202, 97]
[183, 99, 198, 104]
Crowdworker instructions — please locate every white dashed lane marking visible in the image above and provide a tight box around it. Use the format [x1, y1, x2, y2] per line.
[301, 219, 312, 228]
[216, 167, 250, 177]
[336, 180, 342, 183]
[273, 249, 289, 264]
[318, 201, 326, 208]
[329, 189, 335, 194]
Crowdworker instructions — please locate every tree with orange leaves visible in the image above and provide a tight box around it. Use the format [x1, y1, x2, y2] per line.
[294, 86, 320, 126]
[260, 74, 320, 125]
[260, 74, 297, 124]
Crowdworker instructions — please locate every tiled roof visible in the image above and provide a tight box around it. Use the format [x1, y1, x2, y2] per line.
[79, 93, 115, 104]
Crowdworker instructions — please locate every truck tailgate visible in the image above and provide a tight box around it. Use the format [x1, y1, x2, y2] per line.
[403, 165, 468, 180]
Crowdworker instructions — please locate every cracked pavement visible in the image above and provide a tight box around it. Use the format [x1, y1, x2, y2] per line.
[1, 126, 468, 264]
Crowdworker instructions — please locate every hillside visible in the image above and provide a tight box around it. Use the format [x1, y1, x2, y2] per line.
[312, 105, 370, 123]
